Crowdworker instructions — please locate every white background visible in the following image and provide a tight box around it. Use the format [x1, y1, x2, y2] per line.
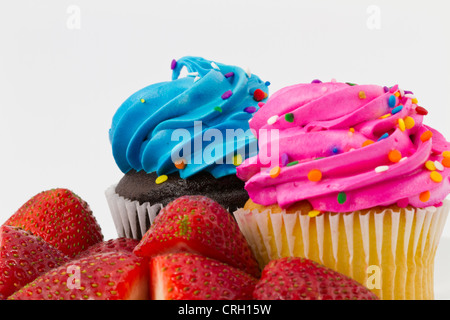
[0, 0, 449, 298]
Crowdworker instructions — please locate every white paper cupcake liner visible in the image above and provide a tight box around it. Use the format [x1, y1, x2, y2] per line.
[105, 184, 163, 240]
[233, 199, 449, 299]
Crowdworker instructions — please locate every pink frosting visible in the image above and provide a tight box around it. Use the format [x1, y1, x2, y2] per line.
[236, 81, 450, 212]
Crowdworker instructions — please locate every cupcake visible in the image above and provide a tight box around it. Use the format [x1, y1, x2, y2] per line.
[106, 56, 269, 240]
[233, 80, 450, 300]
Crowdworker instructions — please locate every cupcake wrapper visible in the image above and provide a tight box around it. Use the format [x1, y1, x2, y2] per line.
[233, 200, 449, 300]
[105, 184, 163, 240]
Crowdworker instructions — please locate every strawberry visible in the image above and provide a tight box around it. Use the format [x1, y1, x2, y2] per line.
[253, 257, 379, 300]
[8, 251, 149, 300]
[4, 188, 103, 258]
[133, 195, 260, 278]
[75, 238, 139, 259]
[150, 252, 257, 300]
[0, 225, 69, 299]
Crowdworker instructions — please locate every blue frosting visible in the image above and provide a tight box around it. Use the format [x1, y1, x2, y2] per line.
[109, 56, 269, 179]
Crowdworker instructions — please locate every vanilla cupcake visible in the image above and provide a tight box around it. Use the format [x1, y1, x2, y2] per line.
[106, 56, 269, 239]
[233, 80, 450, 299]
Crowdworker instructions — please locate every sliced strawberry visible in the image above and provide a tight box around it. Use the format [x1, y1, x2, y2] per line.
[150, 252, 257, 300]
[0, 225, 69, 299]
[5, 188, 103, 258]
[75, 238, 139, 259]
[133, 195, 260, 278]
[253, 257, 379, 300]
[8, 251, 149, 300]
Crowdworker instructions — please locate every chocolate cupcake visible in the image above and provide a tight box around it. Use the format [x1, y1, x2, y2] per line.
[106, 56, 269, 239]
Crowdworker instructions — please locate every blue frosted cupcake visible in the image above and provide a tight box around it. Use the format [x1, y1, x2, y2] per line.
[106, 56, 269, 239]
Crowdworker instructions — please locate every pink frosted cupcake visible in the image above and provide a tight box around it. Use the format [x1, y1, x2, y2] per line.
[233, 80, 450, 299]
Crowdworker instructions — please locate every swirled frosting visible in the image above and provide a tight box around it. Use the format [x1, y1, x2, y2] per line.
[236, 81, 450, 212]
[109, 56, 269, 179]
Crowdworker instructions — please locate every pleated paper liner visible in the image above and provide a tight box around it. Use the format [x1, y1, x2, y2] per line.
[233, 200, 449, 300]
[105, 184, 163, 240]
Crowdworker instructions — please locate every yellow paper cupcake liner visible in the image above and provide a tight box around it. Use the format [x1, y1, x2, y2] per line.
[233, 200, 449, 300]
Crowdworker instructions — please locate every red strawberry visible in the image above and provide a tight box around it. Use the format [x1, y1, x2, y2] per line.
[253, 257, 379, 300]
[150, 252, 257, 300]
[4, 188, 103, 258]
[0, 225, 69, 299]
[8, 251, 149, 300]
[133, 195, 260, 278]
[75, 238, 139, 259]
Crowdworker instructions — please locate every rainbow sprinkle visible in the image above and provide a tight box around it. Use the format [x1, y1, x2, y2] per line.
[378, 133, 389, 141]
[267, 115, 278, 125]
[391, 105, 403, 115]
[286, 161, 299, 167]
[244, 106, 257, 114]
[308, 210, 321, 218]
[155, 175, 168, 185]
[211, 62, 220, 70]
[281, 153, 289, 167]
[388, 150, 402, 163]
[388, 95, 396, 108]
[170, 59, 177, 70]
[430, 171, 443, 183]
[415, 106, 428, 115]
[174, 159, 186, 170]
[233, 154, 243, 166]
[221, 90, 233, 100]
[362, 140, 374, 147]
[308, 169, 322, 182]
[419, 190, 430, 202]
[375, 165, 389, 173]
[285, 113, 294, 123]
[270, 166, 281, 178]
[253, 89, 267, 102]
[245, 67, 251, 78]
[390, 85, 399, 93]
[404, 116, 415, 129]
[337, 192, 347, 204]
[398, 118, 406, 131]
[434, 161, 444, 171]
[420, 130, 433, 142]
[359, 91, 366, 99]
[443, 158, 450, 168]
[425, 160, 436, 171]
